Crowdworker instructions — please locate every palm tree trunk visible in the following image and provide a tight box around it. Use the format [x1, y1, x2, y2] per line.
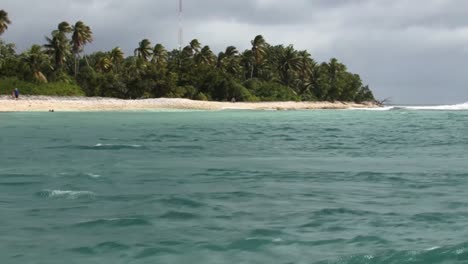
[74, 53, 78, 77]
[84, 55, 90, 67]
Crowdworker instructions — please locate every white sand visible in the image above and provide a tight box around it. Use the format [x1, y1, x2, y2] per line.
[0, 96, 379, 112]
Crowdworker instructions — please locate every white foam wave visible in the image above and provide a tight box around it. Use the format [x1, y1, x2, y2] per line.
[221, 107, 256, 110]
[40, 189, 95, 199]
[351, 106, 395, 111]
[94, 143, 142, 148]
[351, 102, 468, 111]
[86, 173, 102, 178]
[404, 102, 468, 110]
[425, 246, 441, 251]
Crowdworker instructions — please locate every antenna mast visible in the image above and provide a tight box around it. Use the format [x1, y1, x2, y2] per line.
[178, 0, 183, 50]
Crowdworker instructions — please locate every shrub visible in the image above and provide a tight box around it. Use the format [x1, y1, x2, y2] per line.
[0, 77, 85, 96]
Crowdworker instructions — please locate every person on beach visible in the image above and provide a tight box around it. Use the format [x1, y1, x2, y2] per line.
[13, 88, 19, 100]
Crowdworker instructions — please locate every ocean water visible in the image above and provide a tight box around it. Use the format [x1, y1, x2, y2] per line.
[1, 106, 468, 264]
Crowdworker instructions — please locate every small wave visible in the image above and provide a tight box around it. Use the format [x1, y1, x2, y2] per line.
[159, 197, 205, 208]
[55, 172, 103, 179]
[96, 241, 131, 251]
[0, 181, 41, 186]
[411, 212, 454, 224]
[159, 211, 199, 220]
[168, 145, 204, 150]
[228, 238, 273, 251]
[92, 143, 143, 149]
[134, 247, 177, 259]
[323, 242, 468, 264]
[37, 189, 95, 199]
[249, 228, 285, 237]
[349, 235, 389, 245]
[85, 173, 102, 178]
[47, 144, 145, 150]
[69, 246, 96, 255]
[314, 207, 375, 217]
[73, 218, 152, 228]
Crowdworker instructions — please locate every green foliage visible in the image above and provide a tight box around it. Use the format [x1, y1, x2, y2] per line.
[0, 77, 84, 96]
[0, 17, 376, 102]
[194, 92, 208, 101]
[355, 85, 375, 102]
[244, 79, 299, 101]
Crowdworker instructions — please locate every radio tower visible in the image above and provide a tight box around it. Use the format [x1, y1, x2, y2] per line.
[178, 0, 183, 50]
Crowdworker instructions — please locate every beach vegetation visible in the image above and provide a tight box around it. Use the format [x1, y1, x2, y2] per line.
[0, 76, 84, 96]
[0, 14, 376, 103]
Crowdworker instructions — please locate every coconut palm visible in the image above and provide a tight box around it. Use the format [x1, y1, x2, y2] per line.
[71, 21, 93, 75]
[250, 35, 267, 78]
[57, 22, 72, 34]
[22, 45, 50, 83]
[296, 50, 316, 96]
[0, 10, 11, 35]
[277, 45, 301, 86]
[44, 22, 72, 70]
[240, 50, 254, 80]
[151, 43, 168, 68]
[44, 22, 72, 69]
[216, 51, 225, 69]
[109, 47, 124, 69]
[134, 39, 152, 61]
[189, 39, 201, 54]
[217, 46, 239, 75]
[195, 45, 216, 65]
[327, 58, 347, 100]
[224, 46, 238, 58]
[95, 56, 112, 73]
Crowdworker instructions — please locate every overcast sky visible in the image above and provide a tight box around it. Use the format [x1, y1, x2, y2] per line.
[2, 0, 468, 104]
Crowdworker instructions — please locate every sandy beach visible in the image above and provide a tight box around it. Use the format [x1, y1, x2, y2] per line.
[0, 96, 378, 112]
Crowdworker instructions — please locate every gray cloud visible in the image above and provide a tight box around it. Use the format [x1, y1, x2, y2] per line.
[2, 0, 468, 104]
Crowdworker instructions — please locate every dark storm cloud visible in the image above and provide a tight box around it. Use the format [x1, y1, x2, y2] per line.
[2, 0, 468, 104]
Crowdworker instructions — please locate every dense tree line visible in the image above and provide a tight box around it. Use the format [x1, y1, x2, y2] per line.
[0, 11, 375, 102]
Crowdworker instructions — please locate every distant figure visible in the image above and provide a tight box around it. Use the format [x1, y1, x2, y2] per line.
[49, 109, 55, 112]
[13, 88, 19, 100]
[231, 97, 236, 103]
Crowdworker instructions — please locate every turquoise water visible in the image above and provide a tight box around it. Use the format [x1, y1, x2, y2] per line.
[1, 109, 468, 264]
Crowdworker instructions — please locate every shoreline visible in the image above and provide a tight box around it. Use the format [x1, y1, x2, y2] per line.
[0, 96, 379, 112]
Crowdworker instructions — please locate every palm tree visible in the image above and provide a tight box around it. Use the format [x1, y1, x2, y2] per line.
[218, 46, 239, 75]
[95, 56, 112, 73]
[0, 10, 11, 35]
[296, 50, 316, 96]
[134, 39, 152, 61]
[151, 43, 168, 68]
[189, 39, 201, 54]
[195, 45, 216, 65]
[277, 45, 301, 86]
[71, 21, 93, 75]
[22, 45, 50, 83]
[224, 46, 238, 58]
[109, 47, 124, 70]
[240, 50, 254, 80]
[327, 58, 347, 100]
[216, 51, 225, 69]
[251, 35, 267, 78]
[57, 21, 72, 34]
[44, 22, 72, 69]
